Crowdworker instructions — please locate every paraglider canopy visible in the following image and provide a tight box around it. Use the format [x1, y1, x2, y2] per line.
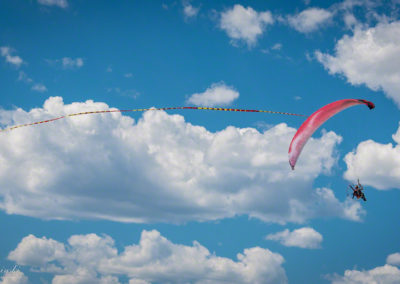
[288, 99, 375, 170]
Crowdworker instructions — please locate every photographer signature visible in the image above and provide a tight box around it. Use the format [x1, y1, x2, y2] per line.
[0, 265, 19, 274]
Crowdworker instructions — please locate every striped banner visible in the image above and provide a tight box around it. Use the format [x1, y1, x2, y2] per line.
[0, 106, 307, 133]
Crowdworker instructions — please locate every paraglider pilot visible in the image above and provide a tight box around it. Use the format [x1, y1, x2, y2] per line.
[349, 179, 366, 201]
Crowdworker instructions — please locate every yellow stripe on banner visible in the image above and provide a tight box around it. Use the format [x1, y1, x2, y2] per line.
[0, 106, 307, 133]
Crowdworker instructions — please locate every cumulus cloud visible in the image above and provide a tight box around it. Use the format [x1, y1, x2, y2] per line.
[336, 0, 372, 11]
[37, 0, 68, 9]
[387, 253, 400, 266]
[46, 57, 84, 70]
[52, 269, 120, 284]
[219, 4, 274, 47]
[266, 227, 323, 249]
[183, 1, 199, 19]
[343, 12, 358, 29]
[17, 71, 33, 84]
[287, 8, 333, 33]
[0, 270, 28, 284]
[186, 82, 239, 106]
[330, 264, 400, 284]
[16, 71, 47, 93]
[107, 87, 140, 99]
[0, 47, 23, 68]
[31, 83, 47, 93]
[344, 123, 400, 190]
[271, 43, 282, 50]
[316, 21, 400, 107]
[61, 57, 84, 69]
[0, 97, 360, 224]
[8, 235, 67, 267]
[329, 250, 400, 283]
[8, 230, 287, 284]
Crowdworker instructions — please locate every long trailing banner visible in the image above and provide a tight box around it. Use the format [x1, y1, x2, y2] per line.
[0, 106, 307, 133]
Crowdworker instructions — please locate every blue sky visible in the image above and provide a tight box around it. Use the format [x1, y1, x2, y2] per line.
[1, 0, 400, 283]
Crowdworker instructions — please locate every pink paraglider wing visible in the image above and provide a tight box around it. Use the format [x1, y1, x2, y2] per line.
[288, 99, 374, 170]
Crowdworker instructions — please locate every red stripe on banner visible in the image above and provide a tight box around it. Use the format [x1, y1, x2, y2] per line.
[0, 106, 307, 132]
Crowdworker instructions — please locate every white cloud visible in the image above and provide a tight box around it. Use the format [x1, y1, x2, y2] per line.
[46, 57, 84, 69]
[266, 227, 323, 249]
[330, 264, 400, 284]
[343, 12, 358, 29]
[124, 73, 133, 78]
[186, 82, 239, 106]
[31, 83, 47, 93]
[8, 230, 288, 284]
[37, 0, 68, 9]
[17, 72, 33, 84]
[344, 123, 400, 190]
[61, 57, 84, 69]
[107, 87, 140, 99]
[387, 253, 400, 266]
[183, 1, 199, 19]
[332, 0, 382, 15]
[8, 235, 67, 267]
[336, 0, 367, 10]
[219, 5, 274, 47]
[0, 47, 23, 68]
[287, 8, 333, 33]
[16, 72, 46, 93]
[329, 251, 400, 283]
[52, 269, 120, 284]
[0, 97, 359, 224]
[271, 43, 282, 50]
[260, 43, 287, 58]
[0, 270, 28, 284]
[316, 21, 400, 107]
[330, 0, 391, 30]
